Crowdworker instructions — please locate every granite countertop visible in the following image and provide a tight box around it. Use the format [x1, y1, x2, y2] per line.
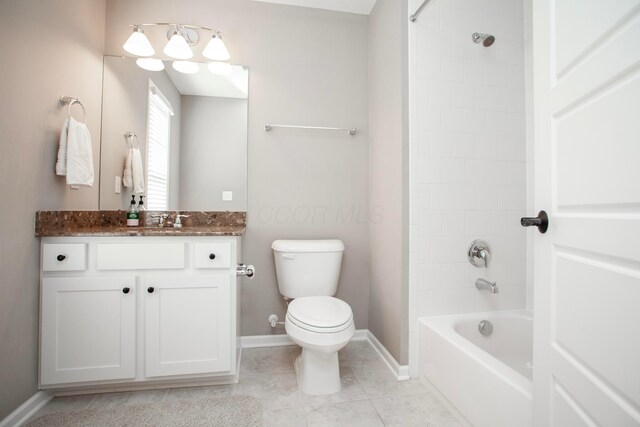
[35, 225, 246, 237]
[35, 211, 246, 237]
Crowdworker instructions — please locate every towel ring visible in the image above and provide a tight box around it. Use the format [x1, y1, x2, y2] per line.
[59, 96, 87, 124]
[124, 132, 140, 149]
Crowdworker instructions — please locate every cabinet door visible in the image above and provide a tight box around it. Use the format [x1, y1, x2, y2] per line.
[144, 274, 231, 377]
[41, 276, 136, 385]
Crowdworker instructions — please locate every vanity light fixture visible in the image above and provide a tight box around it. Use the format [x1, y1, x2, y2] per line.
[164, 26, 194, 59]
[123, 25, 155, 57]
[136, 58, 165, 71]
[202, 32, 230, 61]
[207, 61, 233, 75]
[123, 23, 232, 72]
[172, 60, 200, 74]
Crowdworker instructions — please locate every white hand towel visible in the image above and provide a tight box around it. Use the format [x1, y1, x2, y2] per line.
[131, 148, 145, 195]
[123, 148, 133, 188]
[65, 118, 94, 187]
[55, 118, 70, 176]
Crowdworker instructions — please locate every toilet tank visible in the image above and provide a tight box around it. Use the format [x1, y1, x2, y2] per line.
[272, 240, 345, 298]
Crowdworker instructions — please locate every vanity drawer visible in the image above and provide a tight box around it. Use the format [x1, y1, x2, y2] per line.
[193, 243, 231, 269]
[42, 244, 87, 272]
[97, 243, 185, 270]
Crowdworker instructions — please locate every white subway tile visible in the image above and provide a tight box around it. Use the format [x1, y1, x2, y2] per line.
[485, 61, 508, 87]
[431, 184, 455, 210]
[453, 184, 477, 210]
[464, 59, 487, 85]
[451, 32, 478, 59]
[453, 289, 477, 313]
[454, 133, 477, 158]
[418, 157, 443, 183]
[427, 28, 453, 57]
[441, 56, 466, 82]
[440, 6, 464, 32]
[442, 158, 467, 184]
[427, 79, 454, 106]
[442, 262, 466, 288]
[418, 263, 443, 290]
[452, 82, 476, 108]
[476, 134, 498, 159]
[429, 131, 456, 158]
[442, 211, 466, 236]
[419, 210, 443, 237]
[464, 159, 485, 183]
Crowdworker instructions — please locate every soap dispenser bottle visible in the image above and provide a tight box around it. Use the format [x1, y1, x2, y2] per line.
[127, 195, 139, 227]
[137, 195, 146, 226]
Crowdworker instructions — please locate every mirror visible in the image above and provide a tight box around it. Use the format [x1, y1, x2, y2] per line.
[99, 55, 248, 211]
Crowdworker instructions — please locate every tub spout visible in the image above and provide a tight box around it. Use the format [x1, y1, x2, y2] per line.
[476, 278, 498, 293]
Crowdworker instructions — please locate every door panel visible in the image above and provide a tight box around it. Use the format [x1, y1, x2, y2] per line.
[41, 276, 136, 385]
[534, 0, 640, 425]
[145, 275, 231, 377]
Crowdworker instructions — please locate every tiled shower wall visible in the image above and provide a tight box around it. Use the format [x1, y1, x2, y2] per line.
[407, 0, 529, 376]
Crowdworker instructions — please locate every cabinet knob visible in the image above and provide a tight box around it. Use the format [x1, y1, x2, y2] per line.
[147, 287, 155, 293]
[57, 254, 66, 262]
[209, 253, 216, 260]
[122, 287, 130, 294]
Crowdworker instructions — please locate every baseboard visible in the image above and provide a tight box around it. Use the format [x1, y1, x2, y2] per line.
[240, 333, 294, 348]
[241, 329, 408, 381]
[0, 391, 53, 427]
[366, 331, 410, 381]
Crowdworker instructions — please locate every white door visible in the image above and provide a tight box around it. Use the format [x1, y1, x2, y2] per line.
[41, 276, 136, 385]
[144, 275, 231, 377]
[533, 1, 640, 426]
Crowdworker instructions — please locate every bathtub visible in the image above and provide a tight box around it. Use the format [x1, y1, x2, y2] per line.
[419, 310, 533, 427]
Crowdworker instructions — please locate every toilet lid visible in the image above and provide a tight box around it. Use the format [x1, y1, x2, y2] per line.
[287, 296, 353, 330]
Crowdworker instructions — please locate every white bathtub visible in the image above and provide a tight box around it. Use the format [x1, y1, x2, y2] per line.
[419, 310, 533, 427]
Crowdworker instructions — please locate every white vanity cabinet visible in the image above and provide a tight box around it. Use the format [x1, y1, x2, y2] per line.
[39, 235, 242, 391]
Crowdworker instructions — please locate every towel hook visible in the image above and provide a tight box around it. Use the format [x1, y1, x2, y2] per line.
[59, 96, 87, 124]
[124, 132, 140, 149]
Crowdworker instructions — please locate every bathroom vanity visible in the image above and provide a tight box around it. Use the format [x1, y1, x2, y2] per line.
[36, 212, 247, 393]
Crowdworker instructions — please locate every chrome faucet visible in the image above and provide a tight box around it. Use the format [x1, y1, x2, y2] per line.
[468, 240, 491, 268]
[475, 278, 498, 294]
[150, 213, 173, 227]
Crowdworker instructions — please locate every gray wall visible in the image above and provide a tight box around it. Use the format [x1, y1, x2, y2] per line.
[179, 96, 247, 211]
[368, 0, 409, 364]
[105, 0, 370, 335]
[0, 0, 105, 419]
[100, 56, 182, 210]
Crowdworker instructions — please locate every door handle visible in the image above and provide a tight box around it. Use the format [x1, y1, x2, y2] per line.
[521, 210, 548, 233]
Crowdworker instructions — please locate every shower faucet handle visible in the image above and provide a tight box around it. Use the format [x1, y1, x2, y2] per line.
[468, 239, 491, 268]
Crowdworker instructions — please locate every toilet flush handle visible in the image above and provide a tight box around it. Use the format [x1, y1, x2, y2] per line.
[282, 254, 295, 260]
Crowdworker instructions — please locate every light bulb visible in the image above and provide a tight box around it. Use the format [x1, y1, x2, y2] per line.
[202, 34, 230, 61]
[123, 26, 155, 57]
[207, 61, 233, 75]
[172, 61, 199, 74]
[164, 30, 193, 59]
[136, 58, 165, 71]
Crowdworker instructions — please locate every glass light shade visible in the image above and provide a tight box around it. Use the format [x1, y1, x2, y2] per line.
[123, 27, 155, 57]
[163, 33, 193, 59]
[207, 61, 233, 75]
[202, 35, 230, 61]
[136, 58, 165, 71]
[172, 60, 199, 74]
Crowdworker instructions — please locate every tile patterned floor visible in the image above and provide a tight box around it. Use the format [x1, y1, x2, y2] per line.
[29, 341, 462, 426]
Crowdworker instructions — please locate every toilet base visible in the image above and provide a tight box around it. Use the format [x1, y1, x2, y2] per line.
[294, 349, 341, 395]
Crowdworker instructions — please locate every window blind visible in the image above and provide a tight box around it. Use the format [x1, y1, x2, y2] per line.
[146, 85, 172, 211]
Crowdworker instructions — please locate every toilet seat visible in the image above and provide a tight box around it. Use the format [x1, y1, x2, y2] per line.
[287, 296, 353, 333]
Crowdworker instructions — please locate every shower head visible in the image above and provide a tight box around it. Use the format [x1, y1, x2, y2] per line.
[472, 33, 495, 47]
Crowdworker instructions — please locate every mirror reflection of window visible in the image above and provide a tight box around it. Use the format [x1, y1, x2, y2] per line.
[146, 80, 174, 210]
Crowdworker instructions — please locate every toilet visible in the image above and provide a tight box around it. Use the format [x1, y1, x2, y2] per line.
[272, 239, 354, 395]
